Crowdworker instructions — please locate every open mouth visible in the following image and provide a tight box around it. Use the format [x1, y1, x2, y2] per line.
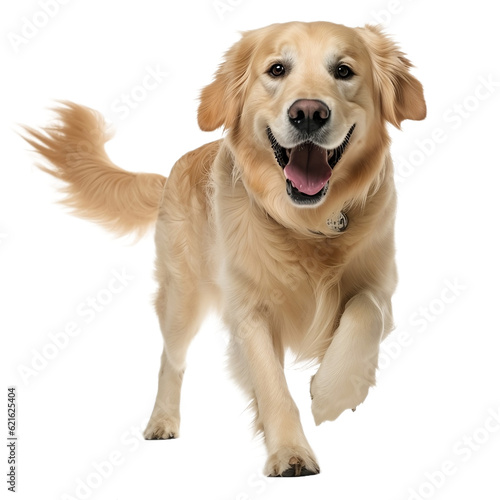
[267, 124, 356, 205]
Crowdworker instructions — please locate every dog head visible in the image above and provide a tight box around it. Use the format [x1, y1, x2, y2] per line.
[198, 22, 426, 227]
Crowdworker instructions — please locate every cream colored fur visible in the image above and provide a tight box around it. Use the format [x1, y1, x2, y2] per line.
[24, 22, 425, 477]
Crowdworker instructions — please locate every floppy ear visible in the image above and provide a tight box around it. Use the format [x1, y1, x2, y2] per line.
[197, 31, 257, 131]
[357, 25, 426, 128]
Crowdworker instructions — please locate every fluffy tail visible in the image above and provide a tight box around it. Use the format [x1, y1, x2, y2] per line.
[22, 102, 167, 237]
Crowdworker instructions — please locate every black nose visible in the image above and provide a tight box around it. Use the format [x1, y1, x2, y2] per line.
[288, 99, 330, 133]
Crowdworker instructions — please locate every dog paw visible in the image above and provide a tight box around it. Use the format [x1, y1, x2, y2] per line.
[311, 383, 369, 425]
[310, 360, 375, 425]
[143, 414, 179, 440]
[265, 446, 320, 477]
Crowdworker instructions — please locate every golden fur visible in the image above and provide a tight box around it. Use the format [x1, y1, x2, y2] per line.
[24, 22, 425, 477]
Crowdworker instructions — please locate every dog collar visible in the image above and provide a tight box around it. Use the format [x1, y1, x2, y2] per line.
[326, 211, 349, 232]
[308, 210, 349, 237]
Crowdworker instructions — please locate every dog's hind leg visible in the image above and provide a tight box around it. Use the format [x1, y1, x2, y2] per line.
[143, 148, 218, 440]
[144, 281, 206, 440]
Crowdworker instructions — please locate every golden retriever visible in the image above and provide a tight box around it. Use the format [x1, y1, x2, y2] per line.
[24, 21, 426, 477]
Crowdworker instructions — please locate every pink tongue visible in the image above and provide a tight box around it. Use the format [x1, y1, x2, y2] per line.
[283, 143, 331, 196]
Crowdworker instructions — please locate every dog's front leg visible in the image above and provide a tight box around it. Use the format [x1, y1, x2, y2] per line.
[311, 290, 386, 425]
[228, 311, 320, 477]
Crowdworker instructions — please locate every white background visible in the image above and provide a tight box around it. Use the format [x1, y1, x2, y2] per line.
[2, 1, 500, 499]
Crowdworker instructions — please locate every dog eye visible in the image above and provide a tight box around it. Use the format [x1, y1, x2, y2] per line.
[335, 64, 354, 79]
[269, 63, 286, 77]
